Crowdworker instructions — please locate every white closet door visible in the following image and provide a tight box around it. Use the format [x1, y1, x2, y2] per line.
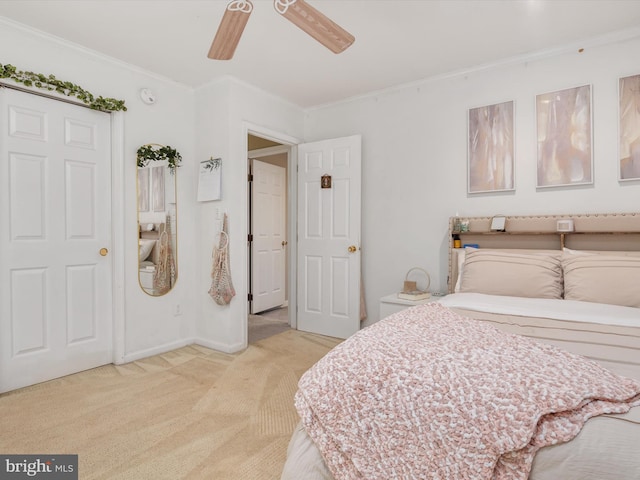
[0, 88, 113, 393]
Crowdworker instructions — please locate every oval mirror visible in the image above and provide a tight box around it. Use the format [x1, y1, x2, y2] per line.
[136, 144, 179, 296]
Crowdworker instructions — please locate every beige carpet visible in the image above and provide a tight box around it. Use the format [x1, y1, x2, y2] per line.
[249, 307, 290, 344]
[0, 330, 341, 480]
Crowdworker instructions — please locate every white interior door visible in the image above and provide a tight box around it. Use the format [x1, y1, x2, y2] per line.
[0, 87, 113, 393]
[251, 159, 286, 313]
[297, 135, 361, 339]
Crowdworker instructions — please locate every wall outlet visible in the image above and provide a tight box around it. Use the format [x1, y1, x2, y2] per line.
[174, 304, 182, 316]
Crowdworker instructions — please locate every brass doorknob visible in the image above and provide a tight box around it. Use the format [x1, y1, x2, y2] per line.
[99, 248, 109, 256]
[282, 241, 288, 247]
[348, 245, 357, 253]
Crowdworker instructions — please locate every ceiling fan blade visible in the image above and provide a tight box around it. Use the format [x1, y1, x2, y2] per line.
[208, 0, 253, 60]
[274, 0, 355, 54]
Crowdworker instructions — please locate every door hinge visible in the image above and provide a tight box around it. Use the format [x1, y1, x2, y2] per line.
[248, 173, 253, 182]
[248, 234, 253, 242]
[248, 293, 253, 302]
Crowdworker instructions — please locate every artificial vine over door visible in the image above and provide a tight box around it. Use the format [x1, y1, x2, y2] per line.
[0, 62, 127, 112]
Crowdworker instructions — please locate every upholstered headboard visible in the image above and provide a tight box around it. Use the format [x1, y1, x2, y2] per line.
[448, 212, 640, 293]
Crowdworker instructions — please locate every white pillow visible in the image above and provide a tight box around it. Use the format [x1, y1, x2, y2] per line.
[138, 239, 155, 262]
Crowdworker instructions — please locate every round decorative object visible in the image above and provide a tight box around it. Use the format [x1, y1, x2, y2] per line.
[139, 88, 156, 105]
[404, 267, 430, 293]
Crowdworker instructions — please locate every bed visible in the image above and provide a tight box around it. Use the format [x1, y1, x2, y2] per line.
[281, 213, 640, 480]
[138, 222, 175, 295]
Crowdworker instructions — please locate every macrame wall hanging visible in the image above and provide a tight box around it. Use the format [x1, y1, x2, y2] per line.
[209, 213, 236, 305]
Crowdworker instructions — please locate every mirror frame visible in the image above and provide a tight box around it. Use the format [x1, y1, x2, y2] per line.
[136, 143, 181, 296]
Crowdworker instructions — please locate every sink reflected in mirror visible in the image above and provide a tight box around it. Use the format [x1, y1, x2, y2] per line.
[137, 159, 177, 296]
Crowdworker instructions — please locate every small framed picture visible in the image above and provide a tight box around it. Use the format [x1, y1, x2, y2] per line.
[321, 174, 332, 189]
[197, 157, 222, 202]
[490, 215, 506, 232]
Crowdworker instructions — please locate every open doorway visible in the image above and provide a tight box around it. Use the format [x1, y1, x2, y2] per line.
[244, 130, 362, 342]
[248, 134, 291, 343]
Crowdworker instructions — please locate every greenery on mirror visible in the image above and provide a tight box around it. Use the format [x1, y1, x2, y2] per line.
[0, 63, 127, 112]
[137, 144, 182, 173]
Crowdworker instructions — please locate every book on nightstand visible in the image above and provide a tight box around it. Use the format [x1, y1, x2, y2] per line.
[397, 290, 431, 301]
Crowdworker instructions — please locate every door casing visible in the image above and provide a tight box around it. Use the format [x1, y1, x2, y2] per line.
[244, 126, 363, 340]
[244, 123, 300, 332]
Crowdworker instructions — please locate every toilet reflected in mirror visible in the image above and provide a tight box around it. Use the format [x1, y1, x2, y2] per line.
[137, 160, 177, 296]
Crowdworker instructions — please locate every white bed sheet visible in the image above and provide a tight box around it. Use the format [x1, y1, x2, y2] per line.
[283, 408, 640, 480]
[438, 292, 640, 382]
[438, 292, 640, 327]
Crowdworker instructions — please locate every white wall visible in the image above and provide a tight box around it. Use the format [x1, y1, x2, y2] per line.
[0, 19, 198, 361]
[0, 19, 305, 359]
[4, 17, 639, 354]
[193, 78, 304, 352]
[304, 34, 640, 327]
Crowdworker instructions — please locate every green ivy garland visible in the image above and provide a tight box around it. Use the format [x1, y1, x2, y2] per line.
[137, 144, 182, 173]
[0, 63, 127, 112]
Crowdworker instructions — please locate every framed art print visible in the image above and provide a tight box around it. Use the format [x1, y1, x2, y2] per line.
[137, 167, 149, 212]
[197, 157, 222, 202]
[619, 73, 640, 181]
[468, 100, 515, 194]
[536, 85, 592, 188]
[151, 165, 165, 212]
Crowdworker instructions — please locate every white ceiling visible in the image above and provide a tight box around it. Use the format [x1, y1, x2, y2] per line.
[2, 0, 640, 109]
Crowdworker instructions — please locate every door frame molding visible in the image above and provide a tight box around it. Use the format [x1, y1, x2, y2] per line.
[111, 111, 126, 364]
[243, 122, 301, 330]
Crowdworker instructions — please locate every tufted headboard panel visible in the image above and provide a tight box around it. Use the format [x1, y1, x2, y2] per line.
[448, 212, 640, 293]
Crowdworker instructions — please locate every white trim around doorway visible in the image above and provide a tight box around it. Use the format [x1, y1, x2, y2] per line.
[243, 122, 301, 331]
[111, 111, 126, 364]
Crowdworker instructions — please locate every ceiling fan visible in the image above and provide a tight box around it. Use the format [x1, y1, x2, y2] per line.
[208, 0, 355, 60]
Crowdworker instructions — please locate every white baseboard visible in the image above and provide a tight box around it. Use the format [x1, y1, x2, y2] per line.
[118, 338, 195, 364]
[194, 337, 246, 354]
[116, 337, 247, 364]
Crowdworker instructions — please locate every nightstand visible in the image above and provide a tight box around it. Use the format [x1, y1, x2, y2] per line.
[139, 268, 156, 295]
[379, 293, 444, 319]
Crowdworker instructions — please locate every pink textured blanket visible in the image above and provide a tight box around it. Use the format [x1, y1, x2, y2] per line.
[295, 303, 640, 480]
